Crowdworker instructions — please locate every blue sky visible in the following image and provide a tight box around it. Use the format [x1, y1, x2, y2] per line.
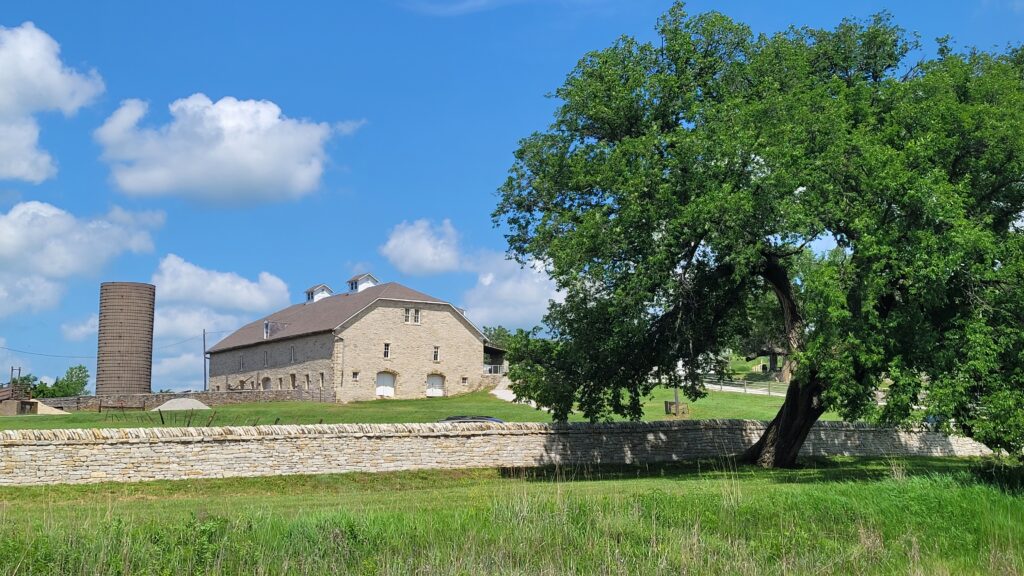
[1, 0, 1022, 391]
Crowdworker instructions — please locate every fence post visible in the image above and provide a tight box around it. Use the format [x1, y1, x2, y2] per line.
[744, 380, 747, 393]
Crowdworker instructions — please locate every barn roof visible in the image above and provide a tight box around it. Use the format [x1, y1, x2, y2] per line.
[208, 282, 477, 353]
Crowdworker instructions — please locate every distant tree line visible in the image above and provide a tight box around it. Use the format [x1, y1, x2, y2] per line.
[10, 365, 91, 398]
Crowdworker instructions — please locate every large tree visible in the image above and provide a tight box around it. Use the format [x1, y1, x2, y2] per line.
[494, 4, 1024, 467]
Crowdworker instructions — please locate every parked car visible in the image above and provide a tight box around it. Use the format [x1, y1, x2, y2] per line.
[438, 415, 505, 424]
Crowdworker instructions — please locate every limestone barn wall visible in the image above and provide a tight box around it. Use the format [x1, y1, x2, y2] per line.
[0, 420, 991, 486]
[207, 332, 335, 393]
[335, 301, 486, 402]
[41, 389, 336, 412]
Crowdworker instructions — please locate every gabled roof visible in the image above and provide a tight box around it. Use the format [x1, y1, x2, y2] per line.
[208, 282, 480, 353]
[346, 272, 378, 284]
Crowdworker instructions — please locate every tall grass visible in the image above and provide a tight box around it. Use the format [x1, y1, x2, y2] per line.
[0, 458, 1021, 575]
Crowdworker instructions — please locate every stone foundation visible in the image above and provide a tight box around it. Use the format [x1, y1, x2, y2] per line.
[0, 420, 991, 486]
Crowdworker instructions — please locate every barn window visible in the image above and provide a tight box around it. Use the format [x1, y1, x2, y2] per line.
[404, 308, 421, 324]
[383, 343, 391, 358]
[433, 346, 440, 362]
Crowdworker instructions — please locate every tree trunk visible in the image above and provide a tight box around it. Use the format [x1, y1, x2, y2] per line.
[741, 375, 826, 467]
[742, 254, 826, 468]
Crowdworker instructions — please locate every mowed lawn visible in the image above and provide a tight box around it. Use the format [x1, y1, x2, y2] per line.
[0, 389, 834, 430]
[0, 457, 1020, 574]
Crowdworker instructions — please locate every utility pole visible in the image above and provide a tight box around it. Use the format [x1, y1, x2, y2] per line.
[202, 329, 208, 392]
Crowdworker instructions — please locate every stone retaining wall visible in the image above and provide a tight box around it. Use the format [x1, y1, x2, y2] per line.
[41, 389, 335, 412]
[0, 420, 990, 486]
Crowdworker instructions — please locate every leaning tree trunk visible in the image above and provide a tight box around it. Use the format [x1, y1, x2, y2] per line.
[741, 254, 827, 468]
[740, 374, 826, 468]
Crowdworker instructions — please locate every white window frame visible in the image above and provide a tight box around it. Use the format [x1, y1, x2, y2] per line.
[404, 307, 422, 324]
[352, 371, 360, 381]
[432, 346, 440, 362]
[383, 343, 391, 359]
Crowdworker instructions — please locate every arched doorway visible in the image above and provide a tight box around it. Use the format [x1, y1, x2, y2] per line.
[426, 374, 445, 397]
[261, 377, 272, 391]
[375, 372, 396, 397]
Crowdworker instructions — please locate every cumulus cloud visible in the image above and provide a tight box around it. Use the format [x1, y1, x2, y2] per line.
[95, 93, 334, 202]
[0, 22, 104, 182]
[61, 314, 98, 341]
[147, 255, 289, 390]
[154, 306, 247, 341]
[152, 352, 205, 391]
[462, 252, 561, 328]
[379, 219, 461, 275]
[0, 201, 162, 317]
[151, 254, 290, 313]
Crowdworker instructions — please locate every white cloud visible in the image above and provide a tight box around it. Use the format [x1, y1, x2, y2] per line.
[380, 219, 461, 275]
[0, 201, 162, 317]
[152, 352, 202, 378]
[379, 217, 559, 326]
[151, 254, 290, 313]
[95, 93, 334, 202]
[0, 22, 104, 182]
[147, 256, 286, 391]
[462, 252, 561, 328]
[61, 314, 98, 341]
[152, 352, 204, 392]
[154, 306, 246, 341]
[335, 118, 368, 136]
[0, 275, 62, 317]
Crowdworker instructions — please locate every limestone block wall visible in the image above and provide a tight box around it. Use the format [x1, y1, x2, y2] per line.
[336, 301, 486, 402]
[0, 420, 991, 486]
[42, 389, 336, 412]
[208, 332, 335, 393]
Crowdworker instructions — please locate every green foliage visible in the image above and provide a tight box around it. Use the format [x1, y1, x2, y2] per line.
[482, 325, 514, 349]
[495, 2, 1024, 453]
[31, 365, 90, 398]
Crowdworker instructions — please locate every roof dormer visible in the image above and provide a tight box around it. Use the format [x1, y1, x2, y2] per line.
[347, 273, 379, 293]
[305, 283, 333, 303]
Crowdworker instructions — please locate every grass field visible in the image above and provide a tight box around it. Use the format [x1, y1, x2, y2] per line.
[0, 457, 1020, 574]
[0, 389, 836, 431]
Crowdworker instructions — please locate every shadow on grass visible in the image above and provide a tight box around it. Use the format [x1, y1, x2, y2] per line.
[499, 455, 1024, 493]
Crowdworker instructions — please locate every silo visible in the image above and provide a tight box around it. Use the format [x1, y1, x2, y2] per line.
[96, 282, 155, 395]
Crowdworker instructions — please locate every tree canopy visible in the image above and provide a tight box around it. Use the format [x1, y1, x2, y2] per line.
[495, 3, 1024, 466]
[30, 365, 90, 398]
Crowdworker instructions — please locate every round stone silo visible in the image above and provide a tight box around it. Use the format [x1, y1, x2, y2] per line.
[96, 282, 155, 395]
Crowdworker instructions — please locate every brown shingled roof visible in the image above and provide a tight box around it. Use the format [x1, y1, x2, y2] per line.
[208, 282, 465, 353]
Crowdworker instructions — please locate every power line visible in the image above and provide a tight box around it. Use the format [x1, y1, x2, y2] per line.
[154, 335, 202, 350]
[0, 346, 95, 359]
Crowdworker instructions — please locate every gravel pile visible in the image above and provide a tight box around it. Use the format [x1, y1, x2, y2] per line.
[150, 398, 211, 411]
